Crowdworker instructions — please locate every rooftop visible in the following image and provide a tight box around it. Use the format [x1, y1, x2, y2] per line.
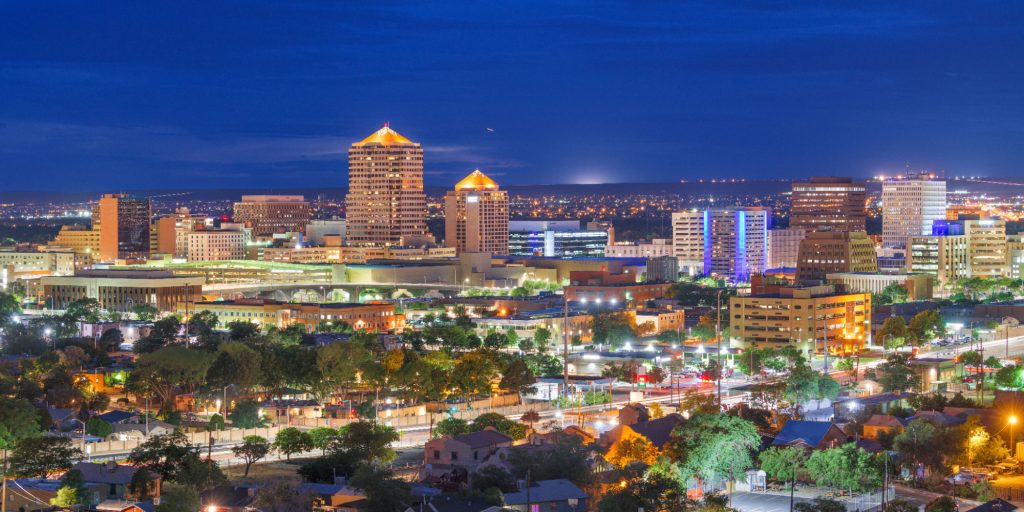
[503, 479, 588, 505]
[353, 125, 415, 146]
[454, 170, 499, 191]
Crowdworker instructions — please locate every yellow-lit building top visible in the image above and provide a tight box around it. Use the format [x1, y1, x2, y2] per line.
[454, 169, 499, 190]
[353, 124, 414, 146]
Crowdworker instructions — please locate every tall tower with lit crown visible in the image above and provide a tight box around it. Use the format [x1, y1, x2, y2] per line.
[345, 124, 430, 246]
[444, 170, 509, 254]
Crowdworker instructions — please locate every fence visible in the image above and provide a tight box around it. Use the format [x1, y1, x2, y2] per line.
[275, 401, 553, 429]
[86, 426, 283, 456]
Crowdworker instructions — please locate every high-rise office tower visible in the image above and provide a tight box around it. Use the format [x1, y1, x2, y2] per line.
[444, 170, 509, 255]
[882, 174, 947, 250]
[671, 208, 768, 281]
[795, 231, 878, 281]
[346, 124, 430, 247]
[98, 193, 151, 261]
[907, 223, 969, 288]
[767, 227, 807, 269]
[790, 177, 866, 232]
[232, 195, 310, 238]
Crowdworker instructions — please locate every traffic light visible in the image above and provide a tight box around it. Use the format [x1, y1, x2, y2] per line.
[637, 375, 647, 388]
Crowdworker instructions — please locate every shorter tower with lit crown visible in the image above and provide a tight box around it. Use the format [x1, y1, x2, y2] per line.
[444, 170, 509, 255]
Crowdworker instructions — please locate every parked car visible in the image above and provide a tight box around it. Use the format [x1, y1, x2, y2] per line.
[946, 471, 986, 485]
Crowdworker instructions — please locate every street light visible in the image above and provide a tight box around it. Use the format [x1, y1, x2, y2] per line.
[1010, 415, 1019, 457]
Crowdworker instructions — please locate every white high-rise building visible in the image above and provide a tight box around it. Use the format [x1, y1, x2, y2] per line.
[671, 208, 769, 281]
[767, 227, 806, 269]
[881, 174, 946, 251]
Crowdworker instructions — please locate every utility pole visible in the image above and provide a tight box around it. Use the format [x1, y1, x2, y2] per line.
[716, 290, 723, 408]
[563, 295, 570, 398]
[822, 307, 829, 372]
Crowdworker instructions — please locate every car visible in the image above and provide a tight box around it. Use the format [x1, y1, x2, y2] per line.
[995, 462, 1017, 475]
[946, 471, 986, 485]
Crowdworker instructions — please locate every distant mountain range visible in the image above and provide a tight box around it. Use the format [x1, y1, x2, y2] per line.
[1, 177, 1019, 203]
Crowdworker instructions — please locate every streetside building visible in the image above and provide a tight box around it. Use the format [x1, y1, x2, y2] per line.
[48, 225, 101, 260]
[508, 220, 608, 258]
[178, 299, 402, 333]
[605, 239, 673, 258]
[42, 269, 203, 313]
[729, 283, 871, 356]
[443, 170, 509, 255]
[563, 270, 673, 305]
[186, 229, 247, 262]
[0, 249, 80, 288]
[671, 208, 769, 282]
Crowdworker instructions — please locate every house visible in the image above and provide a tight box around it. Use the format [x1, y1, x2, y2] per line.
[422, 427, 514, 482]
[109, 418, 175, 440]
[965, 499, 1018, 512]
[502, 479, 588, 512]
[862, 415, 907, 440]
[95, 500, 155, 512]
[600, 413, 684, 452]
[96, 410, 137, 424]
[528, 425, 595, 446]
[260, 399, 322, 424]
[297, 482, 368, 511]
[910, 410, 966, 428]
[403, 496, 500, 512]
[46, 406, 79, 430]
[74, 462, 161, 501]
[772, 421, 847, 450]
[4, 478, 105, 511]
[832, 392, 912, 422]
[618, 403, 650, 426]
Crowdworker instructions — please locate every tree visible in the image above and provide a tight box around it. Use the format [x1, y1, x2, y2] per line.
[471, 465, 516, 495]
[207, 341, 262, 392]
[925, 496, 958, 512]
[274, 427, 313, 460]
[0, 397, 42, 443]
[759, 445, 808, 510]
[308, 427, 340, 455]
[876, 282, 909, 305]
[667, 413, 761, 483]
[996, 365, 1024, 390]
[350, 464, 410, 512]
[9, 436, 81, 478]
[470, 413, 528, 440]
[521, 410, 541, 431]
[97, 328, 124, 352]
[877, 354, 922, 394]
[228, 399, 266, 428]
[784, 366, 821, 416]
[805, 444, 880, 493]
[131, 304, 159, 322]
[506, 435, 592, 485]
[893, 419, 950, 484]
[128, 431, 223, 488]
[878, 316, 908, 350]
[86, 418, 113, 438]
[154, 484, 200, 512]
[907, 310, 944, 346]
[606, 436, 659, 468]
[795, 498, 846, 512]
[208, 414, 225, 431]
[50, 469, 87, 508]
[433, 417, 470, 438]
[316, 340, 371, 403]
[233, 435, 270, 477]
[533, 327, 552, 353]
[129, 346, 214, 410]
[65, 298, 103, 324]
[499, 358, 536, 396]
[226, 320, 261, 340]
[250, 480, 314, 512]
[337, 421, 399, 465]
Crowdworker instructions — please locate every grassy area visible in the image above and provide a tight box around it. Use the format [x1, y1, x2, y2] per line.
[223, 460, 303, 482]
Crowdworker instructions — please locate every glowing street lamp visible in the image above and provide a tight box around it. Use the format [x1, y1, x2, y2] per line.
[1011, 415, 1019, 456]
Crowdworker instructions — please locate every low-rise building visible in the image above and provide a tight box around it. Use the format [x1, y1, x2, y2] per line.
[423, 428, 514, 482]
[179, 299, 402, 333]
[771, 421, 847, 450]
[729, 283, 871, 355]
[825, 272, 933, 300]
[564, 270, 672, 305]
[186, 229, 247, 261]
[604, 239, 673, 258]
[0, 249, 81, 288]
[42, 269, 204, 313]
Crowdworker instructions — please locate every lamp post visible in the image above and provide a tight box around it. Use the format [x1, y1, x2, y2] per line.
[1010, 415, 1019, 459]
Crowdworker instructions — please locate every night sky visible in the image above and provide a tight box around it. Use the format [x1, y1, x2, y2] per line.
[2, 1, 1022, 191]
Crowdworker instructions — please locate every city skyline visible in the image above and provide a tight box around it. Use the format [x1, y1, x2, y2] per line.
[3, 2, 1024, 190]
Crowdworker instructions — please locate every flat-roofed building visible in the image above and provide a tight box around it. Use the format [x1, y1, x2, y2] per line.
[1008, 234, 1024, 280]
[906, 222, 970, 287]
[186, 230, 246, 262]
[790, 177, 866, 232]
[98, 194, 152, 261]
[826, 272, 933, 301]
[0, 250, 80, 289]
[670, 208, 769, 281]
[730, 284, 871, 356]
[42, 269, 203, 313]
[232, 195, 310, 238]
[881, 174, 946, 251]
[768, 227, 807, 269]
[605, 239, 673, 259]
[178, 299, 402, 333]
[796, 231, 877, 281]
[508, 220, 608, 258]
[49, 225, 101, 258]
[964, 219, 1007, 277]
[564, 270, 672, 305]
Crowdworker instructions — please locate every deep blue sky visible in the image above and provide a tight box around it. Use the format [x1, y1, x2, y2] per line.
[2, 1, 1022, 191]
